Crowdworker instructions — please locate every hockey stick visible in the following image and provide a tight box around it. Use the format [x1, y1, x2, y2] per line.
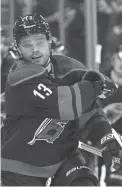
[79, 128, 122, 157]
[112, 128, 122, 148]
[78, 141, 102, 157]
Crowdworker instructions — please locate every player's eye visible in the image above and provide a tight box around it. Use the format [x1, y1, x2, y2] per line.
[22, 43, 33, 48]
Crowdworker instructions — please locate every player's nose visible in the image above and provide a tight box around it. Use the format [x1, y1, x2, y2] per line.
[32, 44, 39, 53]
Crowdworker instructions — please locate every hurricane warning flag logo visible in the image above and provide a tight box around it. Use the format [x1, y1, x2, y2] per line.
[28, 118, 69, 145]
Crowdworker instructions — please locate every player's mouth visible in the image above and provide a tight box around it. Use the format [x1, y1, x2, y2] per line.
[31, 56, 44, 64]
[32, 55, 42, 60]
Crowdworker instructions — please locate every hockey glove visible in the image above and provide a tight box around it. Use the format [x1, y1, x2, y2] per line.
[82, 70, 118, 99]
[99, 130, 122, 174]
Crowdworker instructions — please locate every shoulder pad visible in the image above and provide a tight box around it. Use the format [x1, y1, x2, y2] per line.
[52, 55, 88, 79]
[8, 62, 47, 86]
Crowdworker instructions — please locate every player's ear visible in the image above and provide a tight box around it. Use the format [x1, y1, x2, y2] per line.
[9, 42, 22, 60]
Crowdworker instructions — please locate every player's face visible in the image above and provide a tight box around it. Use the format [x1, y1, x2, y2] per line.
[18, 33, 51, 66]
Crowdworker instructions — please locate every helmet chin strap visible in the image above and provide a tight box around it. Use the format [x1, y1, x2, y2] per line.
[45, 58, 51, 73]
[45, 56, 55, 79]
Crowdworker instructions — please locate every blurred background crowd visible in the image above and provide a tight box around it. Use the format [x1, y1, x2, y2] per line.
[1, 0, 122, 186]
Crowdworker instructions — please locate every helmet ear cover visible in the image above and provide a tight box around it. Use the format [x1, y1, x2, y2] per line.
[13, 14, 52, 45]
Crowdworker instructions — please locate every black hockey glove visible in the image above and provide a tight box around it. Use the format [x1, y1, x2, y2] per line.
[82, 70, 118, 99]
[99, 130, 122, 174]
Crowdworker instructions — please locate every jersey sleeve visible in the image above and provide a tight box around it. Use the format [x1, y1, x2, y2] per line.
[75, 100, 113, 145]
[9, 77, 101, 120]
[87, 103, 113, 146]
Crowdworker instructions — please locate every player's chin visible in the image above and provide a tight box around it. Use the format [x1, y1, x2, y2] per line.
[31, 57, 44, 65]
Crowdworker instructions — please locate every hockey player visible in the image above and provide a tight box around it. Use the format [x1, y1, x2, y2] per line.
[1, 14, 122, 186]
[99, 45, 122, 186]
